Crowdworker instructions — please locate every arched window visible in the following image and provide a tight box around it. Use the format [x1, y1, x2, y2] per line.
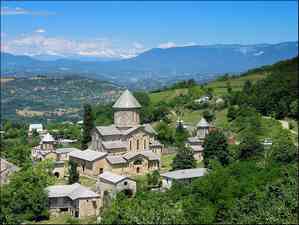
[129, 140, 132, 151]
[137, 139, 139, 150]
[144, 139, 147, 149]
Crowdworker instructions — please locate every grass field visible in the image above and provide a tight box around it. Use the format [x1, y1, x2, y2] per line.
[150, 88, 188, 104]
[149, 71, 268, 103]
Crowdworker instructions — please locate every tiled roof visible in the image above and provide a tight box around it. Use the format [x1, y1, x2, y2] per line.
[46, 183, 99, 200]
[106, 155, 127, 164]
[112, 89, 141, 109]
[95, 125, 122, 136]
[123, 150, 160, 161]
[55, 147, 79, 154]
[102, 140, 127, 149]
[161, 168, 208, 180]
[144, 124, 157, 135]
[99, 171, 130, 184]
[69, 149, 107, 162]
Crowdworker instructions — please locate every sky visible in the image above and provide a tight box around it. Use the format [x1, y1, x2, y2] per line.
[1, 1, 298, 59]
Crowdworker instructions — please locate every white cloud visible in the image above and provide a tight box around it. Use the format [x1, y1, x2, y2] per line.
[158, 41, 197, 49]
[158, 42, 177, 49]
[35, 28, 46, 33]
[133, 42, 144, 49]
[2, 33, 147, 59]
[1, 7, 55, 16]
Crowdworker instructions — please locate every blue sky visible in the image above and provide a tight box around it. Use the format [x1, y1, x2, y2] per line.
[1, 1, 298, 59]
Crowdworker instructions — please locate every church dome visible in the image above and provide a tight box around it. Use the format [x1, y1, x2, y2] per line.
[113, 90, 141, 109]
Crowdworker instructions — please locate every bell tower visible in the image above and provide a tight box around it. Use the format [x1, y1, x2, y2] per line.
[113, 90, 141, 128]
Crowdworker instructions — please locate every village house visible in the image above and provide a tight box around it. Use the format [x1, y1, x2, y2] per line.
[0, 158, 19, 185]
[96, 171, 136, 206]
[31, 133, 79, 178]
[69, 149, 108, 176]
[28, 123, 44, 136]
[46, 183, 100, 218]
[160, 168, 208, 189]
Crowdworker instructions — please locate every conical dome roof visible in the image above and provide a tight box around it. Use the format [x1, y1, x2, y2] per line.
[113, 90, 141, 109]
[197, 118, 210, 127]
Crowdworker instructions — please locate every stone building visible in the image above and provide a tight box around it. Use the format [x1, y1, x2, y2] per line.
[161, 168, 208, 189]
[32, 134, 79, 178]
[185, 117, 211, 161]
[86, 89, 162, 176]
[69, 148, 160, 177]
[96, 171, 136, 206]
[69, 149, 108, 176]
[46, 183, 100, 218]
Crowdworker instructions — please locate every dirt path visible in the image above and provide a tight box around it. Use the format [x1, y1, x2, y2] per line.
[263, 116, 298, 135]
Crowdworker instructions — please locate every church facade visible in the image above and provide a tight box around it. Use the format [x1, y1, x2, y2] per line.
[84, 90, 163, 176]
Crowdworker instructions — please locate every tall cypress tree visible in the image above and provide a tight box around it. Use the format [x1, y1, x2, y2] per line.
[68, 160, 79, 184]
[203, 130, 229, 167]
[81, 104, 94, 150]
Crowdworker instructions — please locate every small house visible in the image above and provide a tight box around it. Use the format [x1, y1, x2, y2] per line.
[96, 171, 136, 203]
[46, 183, 100, 218]
[161, 168, 208, 189]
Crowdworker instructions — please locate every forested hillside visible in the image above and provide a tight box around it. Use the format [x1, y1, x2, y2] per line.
[100, 57, 298, 224]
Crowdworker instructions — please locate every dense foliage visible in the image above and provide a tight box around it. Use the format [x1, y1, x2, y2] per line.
[0, 120, 37, 167]
[229, 57, 298, 119]
[203, 130, 229, 167]
[171, 145, 196, 170]
[0, 161, 55, 224]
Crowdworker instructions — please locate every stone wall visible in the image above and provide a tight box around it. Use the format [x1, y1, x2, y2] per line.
[78, 197, 100, 218]
[114, 110, 140, 128]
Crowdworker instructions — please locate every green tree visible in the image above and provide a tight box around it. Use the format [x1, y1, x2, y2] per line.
[290, 100, 298, 119]
[81, 104, 94, 150]
[156, 121, 174, 145]
[172, 145, 196, 170]
[174, 122, 189, 146]
[238, 132, 263, 160]
[227, 105, 239, 122]
[203, 130, 229, 167]
[243, 80, 253, 95]
[202, 110, 215, 123]
[68, 160, 79, 184]
[0, 160, 54, 224]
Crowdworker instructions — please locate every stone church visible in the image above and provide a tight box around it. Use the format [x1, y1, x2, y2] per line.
[185, 118, 212, 161]
[78, 89, 164, 176]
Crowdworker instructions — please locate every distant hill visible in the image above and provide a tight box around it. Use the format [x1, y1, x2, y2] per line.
[149, 56, 298, 103]
[1, 76, 122, 123]
[1, 41, 298, 89]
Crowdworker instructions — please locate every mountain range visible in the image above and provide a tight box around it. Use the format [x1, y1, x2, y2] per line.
[1, 41, 298, 89]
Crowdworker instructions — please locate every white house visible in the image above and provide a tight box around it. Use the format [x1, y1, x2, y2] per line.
[28, 124, 43, 136]
[161, 168, 208, 189]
